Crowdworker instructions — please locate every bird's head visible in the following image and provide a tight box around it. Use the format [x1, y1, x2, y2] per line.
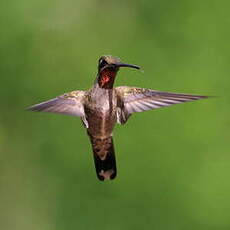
[97, 55, 140, 89]
[98, 55, 140, 72]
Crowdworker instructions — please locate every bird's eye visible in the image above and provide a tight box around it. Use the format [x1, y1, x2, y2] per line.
[99, 59, 108, 68]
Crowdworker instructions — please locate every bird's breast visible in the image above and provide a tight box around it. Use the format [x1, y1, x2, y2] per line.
[84, 88, 117, 137]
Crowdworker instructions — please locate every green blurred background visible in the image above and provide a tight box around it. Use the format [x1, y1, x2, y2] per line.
[1, 0, 229, 229]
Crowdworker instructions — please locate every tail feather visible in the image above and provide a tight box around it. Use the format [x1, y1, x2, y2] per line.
[89, 135, 117, 181]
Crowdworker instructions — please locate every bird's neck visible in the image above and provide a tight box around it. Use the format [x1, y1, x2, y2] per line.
[97, 69, 118, 89]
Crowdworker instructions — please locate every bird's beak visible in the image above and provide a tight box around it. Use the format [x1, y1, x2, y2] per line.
[115, 62, 141, 70]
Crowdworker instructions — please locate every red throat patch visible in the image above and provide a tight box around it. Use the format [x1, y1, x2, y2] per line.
[98, 69, 117, 89]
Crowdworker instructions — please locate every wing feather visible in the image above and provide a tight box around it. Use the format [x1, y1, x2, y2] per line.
[27, 90, 85, 117]
[116, 86, 208, 123]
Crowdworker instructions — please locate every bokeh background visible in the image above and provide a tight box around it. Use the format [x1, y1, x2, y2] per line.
[1, 0, 229, 229]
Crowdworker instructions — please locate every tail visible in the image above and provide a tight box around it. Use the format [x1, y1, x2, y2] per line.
[88, 135, 117, 181]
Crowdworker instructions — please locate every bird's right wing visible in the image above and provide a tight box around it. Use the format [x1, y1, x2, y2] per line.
[115, 86, 208, 124]
[27, 90, 86, 117]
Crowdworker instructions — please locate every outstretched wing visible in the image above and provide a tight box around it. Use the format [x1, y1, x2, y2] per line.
[27, 90, 85, 117]
[116, 86, 208, 124]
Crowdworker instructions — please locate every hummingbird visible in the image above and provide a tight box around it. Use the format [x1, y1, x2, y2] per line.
[28, 55, 208, 181]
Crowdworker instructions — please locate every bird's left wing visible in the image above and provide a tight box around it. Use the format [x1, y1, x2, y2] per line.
[115, 86, 208, 124]
[27, 90, 85, 117]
